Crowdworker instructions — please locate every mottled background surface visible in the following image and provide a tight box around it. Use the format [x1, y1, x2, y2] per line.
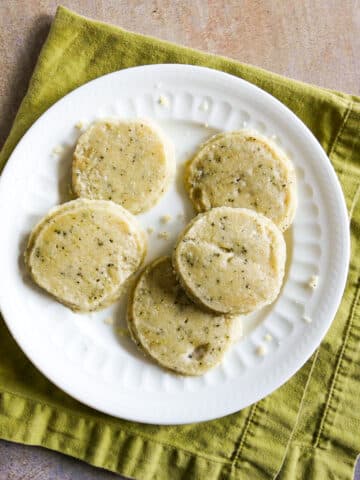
[0, 0, 359, 478]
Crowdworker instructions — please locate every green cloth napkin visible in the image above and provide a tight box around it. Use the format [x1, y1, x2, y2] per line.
[0, 6, 359, 479]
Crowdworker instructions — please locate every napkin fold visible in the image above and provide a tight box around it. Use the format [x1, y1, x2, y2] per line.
[0, 6, 359, 479]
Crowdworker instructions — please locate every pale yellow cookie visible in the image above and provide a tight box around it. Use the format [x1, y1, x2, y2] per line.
[25, 199, 146, 312]
[128, 257, 234, 376]
[173, 207, 286, 315]
[185, 130, 297, 231]
[72, 119, 175, 214]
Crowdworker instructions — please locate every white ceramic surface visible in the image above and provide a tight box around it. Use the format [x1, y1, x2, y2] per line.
[0, 65, 349, 424]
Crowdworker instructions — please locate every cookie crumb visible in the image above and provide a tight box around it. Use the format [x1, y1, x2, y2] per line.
[75, 120, 85, 130]
[160, 214, 172, 224]
[116, 327, 130, 337]
[158, 231, 169, 240]
[104, 316, 114, 325]
[147, 227, 154, 235]
[52, 145, 64, 155]
[199, 99, 209, 111]
[204, 122, 209, 128]
[264, 333, 273, 342]
[308, 275, 319, 289]
[158, 95, 169, 107]
[256, 345, 267, 356]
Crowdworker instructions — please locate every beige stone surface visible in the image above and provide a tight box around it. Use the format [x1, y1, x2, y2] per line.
[0, 0, 360, 149]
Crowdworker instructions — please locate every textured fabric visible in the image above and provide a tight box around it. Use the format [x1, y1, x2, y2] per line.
[0, 6, 359, 479]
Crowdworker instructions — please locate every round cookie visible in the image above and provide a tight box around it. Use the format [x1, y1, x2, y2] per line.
[128, 257, 234, 376]
[185, 130, 297, 231]
[25, 199, 146, 312]
[173, 207, 286, 315]
[72, 119, 175, 214]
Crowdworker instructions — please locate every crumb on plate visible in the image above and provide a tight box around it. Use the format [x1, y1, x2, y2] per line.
[264, 333, 273, 342]
[52, 145, 64, 155]
[104, 316, 114, 325]
[160, 214, 172, 224]
[158, 95, 169, 107]
[116, 327, 130, 337]
[75, 120, 85, 130]
[256, 345, 267, 357]
[308, 275, 319, 289]
[199, 99, 209, 111]
[158, 231, 169, 240]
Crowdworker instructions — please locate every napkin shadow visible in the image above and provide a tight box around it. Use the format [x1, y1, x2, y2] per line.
[0, 14, 52, 149]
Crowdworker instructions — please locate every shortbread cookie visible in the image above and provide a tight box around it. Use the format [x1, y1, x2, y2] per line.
[128, 257, 234, 376]
[173, 207, 286, 314]
[72, 119, 175, 214]
[25, 199, 146, 312]
[185, 130, 297, 231]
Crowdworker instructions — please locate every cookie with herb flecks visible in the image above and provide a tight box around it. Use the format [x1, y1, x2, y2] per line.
[25, 199, 146, 312]
[72, 119, 175, 214]
[185, 130, 297, 231]
[128, 256, 235, 376]
[173, 207, 286, 315]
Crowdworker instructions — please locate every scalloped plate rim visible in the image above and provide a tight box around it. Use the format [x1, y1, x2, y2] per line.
[0, 64, 350, 424]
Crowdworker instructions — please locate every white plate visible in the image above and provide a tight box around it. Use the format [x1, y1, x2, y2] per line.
[0, 65, 349, 424]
